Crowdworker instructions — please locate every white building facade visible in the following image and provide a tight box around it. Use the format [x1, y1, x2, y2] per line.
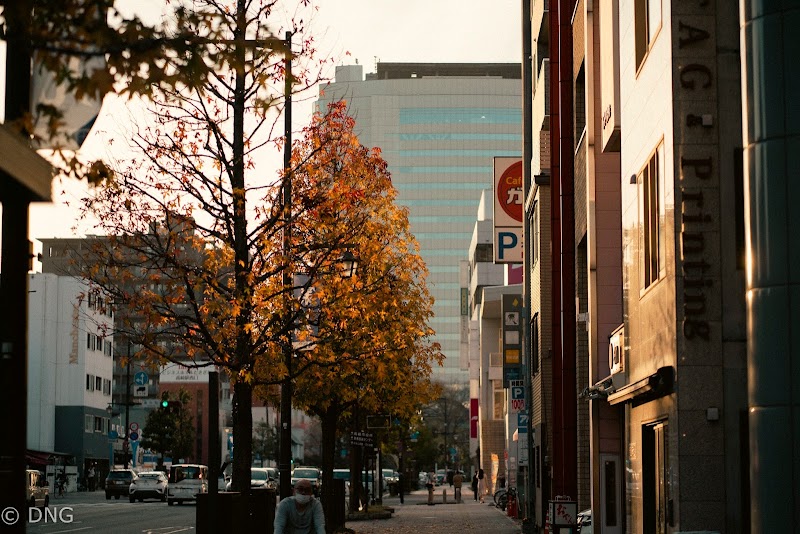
[27, 273, 115, 482]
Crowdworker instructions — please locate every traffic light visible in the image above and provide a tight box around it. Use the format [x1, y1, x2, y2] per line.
[160, 395, 182, 413]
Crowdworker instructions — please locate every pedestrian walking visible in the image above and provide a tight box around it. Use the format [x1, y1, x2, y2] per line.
[472, 472, 479, 501]
[453, 471, 464, 503]
[426, 471, 436, 505]
[477, 468, 485, 503]
[87, 464, 96, 492]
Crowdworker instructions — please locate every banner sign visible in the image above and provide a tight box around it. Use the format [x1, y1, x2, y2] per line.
[502, 294, 523, 386]
[470, 398, 479, 439]
[493, 157, 523, 263]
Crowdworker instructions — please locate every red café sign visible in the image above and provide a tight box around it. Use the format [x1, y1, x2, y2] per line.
[496, 160, 523, 222]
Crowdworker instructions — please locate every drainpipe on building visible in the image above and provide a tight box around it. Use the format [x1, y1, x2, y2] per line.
[551, 0, 577, 502]
[521, 0, 535, 531]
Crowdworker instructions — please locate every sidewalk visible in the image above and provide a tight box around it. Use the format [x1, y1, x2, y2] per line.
[343, 487, 522, 534]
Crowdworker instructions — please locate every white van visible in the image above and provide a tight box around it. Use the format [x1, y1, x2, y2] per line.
[26, 469, 49, 508]
[167, 464, 208, 505]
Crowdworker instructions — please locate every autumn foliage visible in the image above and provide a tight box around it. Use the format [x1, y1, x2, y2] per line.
[74, 11, 440, 494]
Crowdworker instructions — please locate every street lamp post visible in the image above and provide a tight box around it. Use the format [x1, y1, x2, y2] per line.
[108, 342, 134, 468]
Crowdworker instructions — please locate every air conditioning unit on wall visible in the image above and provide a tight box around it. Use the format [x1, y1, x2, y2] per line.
[608, 325, 624, 376]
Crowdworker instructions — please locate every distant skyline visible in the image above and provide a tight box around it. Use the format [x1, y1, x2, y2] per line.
[23, 0, 522, 243]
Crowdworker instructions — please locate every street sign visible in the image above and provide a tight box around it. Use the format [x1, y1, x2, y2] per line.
[129, 422, 139, 432]
[129, 432, 139, 441]
[133, 384, 148, 397]
[108, 430, 118, 440]
[367, 415, 390, 429]
[350, 431, 374, 447]
[134, 371, 149, 386]
[510, 382, 526, 412]
[518, 433, 529, 466]
[517, 412, 529, 432]
[140, 399, 161, 408]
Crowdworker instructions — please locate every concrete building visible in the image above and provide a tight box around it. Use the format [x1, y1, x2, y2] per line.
[463, 189, 514, 494]
[316, 63, 523, 386]
[27, 273, 115, 486]
[526, 0, 750, 532]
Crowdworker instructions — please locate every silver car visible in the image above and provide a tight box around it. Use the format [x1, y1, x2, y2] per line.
[129, 471, 168, 502]
[291, 467, 322, 496]
[225, 467, 278, 492]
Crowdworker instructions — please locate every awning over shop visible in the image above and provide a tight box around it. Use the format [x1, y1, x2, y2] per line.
[606, 366, 674, 406]
[25, 449, 74, 468]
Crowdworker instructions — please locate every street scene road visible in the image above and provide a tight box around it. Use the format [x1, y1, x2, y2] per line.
[24, 494, 195, 534]
[17, 487, 521, 534]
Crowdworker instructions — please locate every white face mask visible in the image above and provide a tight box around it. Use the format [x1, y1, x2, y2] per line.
[295, 493, 312, 505]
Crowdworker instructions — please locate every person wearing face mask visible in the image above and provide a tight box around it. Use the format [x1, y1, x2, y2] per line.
[274, 479, 326, 534]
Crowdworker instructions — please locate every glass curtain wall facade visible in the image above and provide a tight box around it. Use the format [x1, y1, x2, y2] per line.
[316, 63, 522, 385]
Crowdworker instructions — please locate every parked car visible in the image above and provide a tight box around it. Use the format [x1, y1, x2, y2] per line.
[291, 467, 322, 496]
[225, 467, 278, 492]
[129, 471, 168, 502]
[105, 469, 137, 500]
[381, 469, 399, 494]
[26, 469, 49, 509]
[577, 508, 592, 533]
[167, 464, 208, 506]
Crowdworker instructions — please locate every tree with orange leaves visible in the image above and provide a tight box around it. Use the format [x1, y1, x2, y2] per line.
[72, 1, 339, 496]
[257, 101, 443, 515]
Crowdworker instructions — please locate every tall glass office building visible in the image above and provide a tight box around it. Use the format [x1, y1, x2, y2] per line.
[316, 63, 522, 385]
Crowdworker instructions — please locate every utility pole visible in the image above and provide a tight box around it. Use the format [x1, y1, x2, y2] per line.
[279, 30, 294, 501]
[124, 354, 131, 468]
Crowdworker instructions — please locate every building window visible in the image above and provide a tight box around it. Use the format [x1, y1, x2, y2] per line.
[103, 379, 111, 396]
[492, 383, 505, 420]
[474, 243, 493, 263]
[635, 0, 662, 68]
[575, 63, 586, 143]
[639, 142, 665, 290]
[95, 376, 102, 391]
[86, 374, 94, 391]
[531, 313, 540, 374]
[87, 333, 92, 349]
[85, 415, 93, 433]
[531, 200, 539, 266]
[94, 416, 104, 433]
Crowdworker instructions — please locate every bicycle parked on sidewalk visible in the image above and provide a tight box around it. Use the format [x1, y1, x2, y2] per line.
[493, 486, 516, 511]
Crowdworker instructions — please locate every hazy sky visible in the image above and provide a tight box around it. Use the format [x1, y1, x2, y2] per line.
[26, 0, 522, 242]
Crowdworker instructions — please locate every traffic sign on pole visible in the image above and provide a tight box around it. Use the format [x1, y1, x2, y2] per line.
[134, 371, 149, 386]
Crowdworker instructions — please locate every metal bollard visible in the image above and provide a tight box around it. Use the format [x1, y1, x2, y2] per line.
[442, 489, 447, 503]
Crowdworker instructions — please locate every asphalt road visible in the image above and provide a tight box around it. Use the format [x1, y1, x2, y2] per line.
[23, 494, 196, 534]
[15, 486, 522, 534]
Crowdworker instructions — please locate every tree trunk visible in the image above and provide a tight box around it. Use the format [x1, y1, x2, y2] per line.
[231, 380, 253, 492]
[319, 408, 339, 525]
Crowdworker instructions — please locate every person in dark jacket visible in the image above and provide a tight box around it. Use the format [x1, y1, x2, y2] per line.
[471, 472, 479, 501]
